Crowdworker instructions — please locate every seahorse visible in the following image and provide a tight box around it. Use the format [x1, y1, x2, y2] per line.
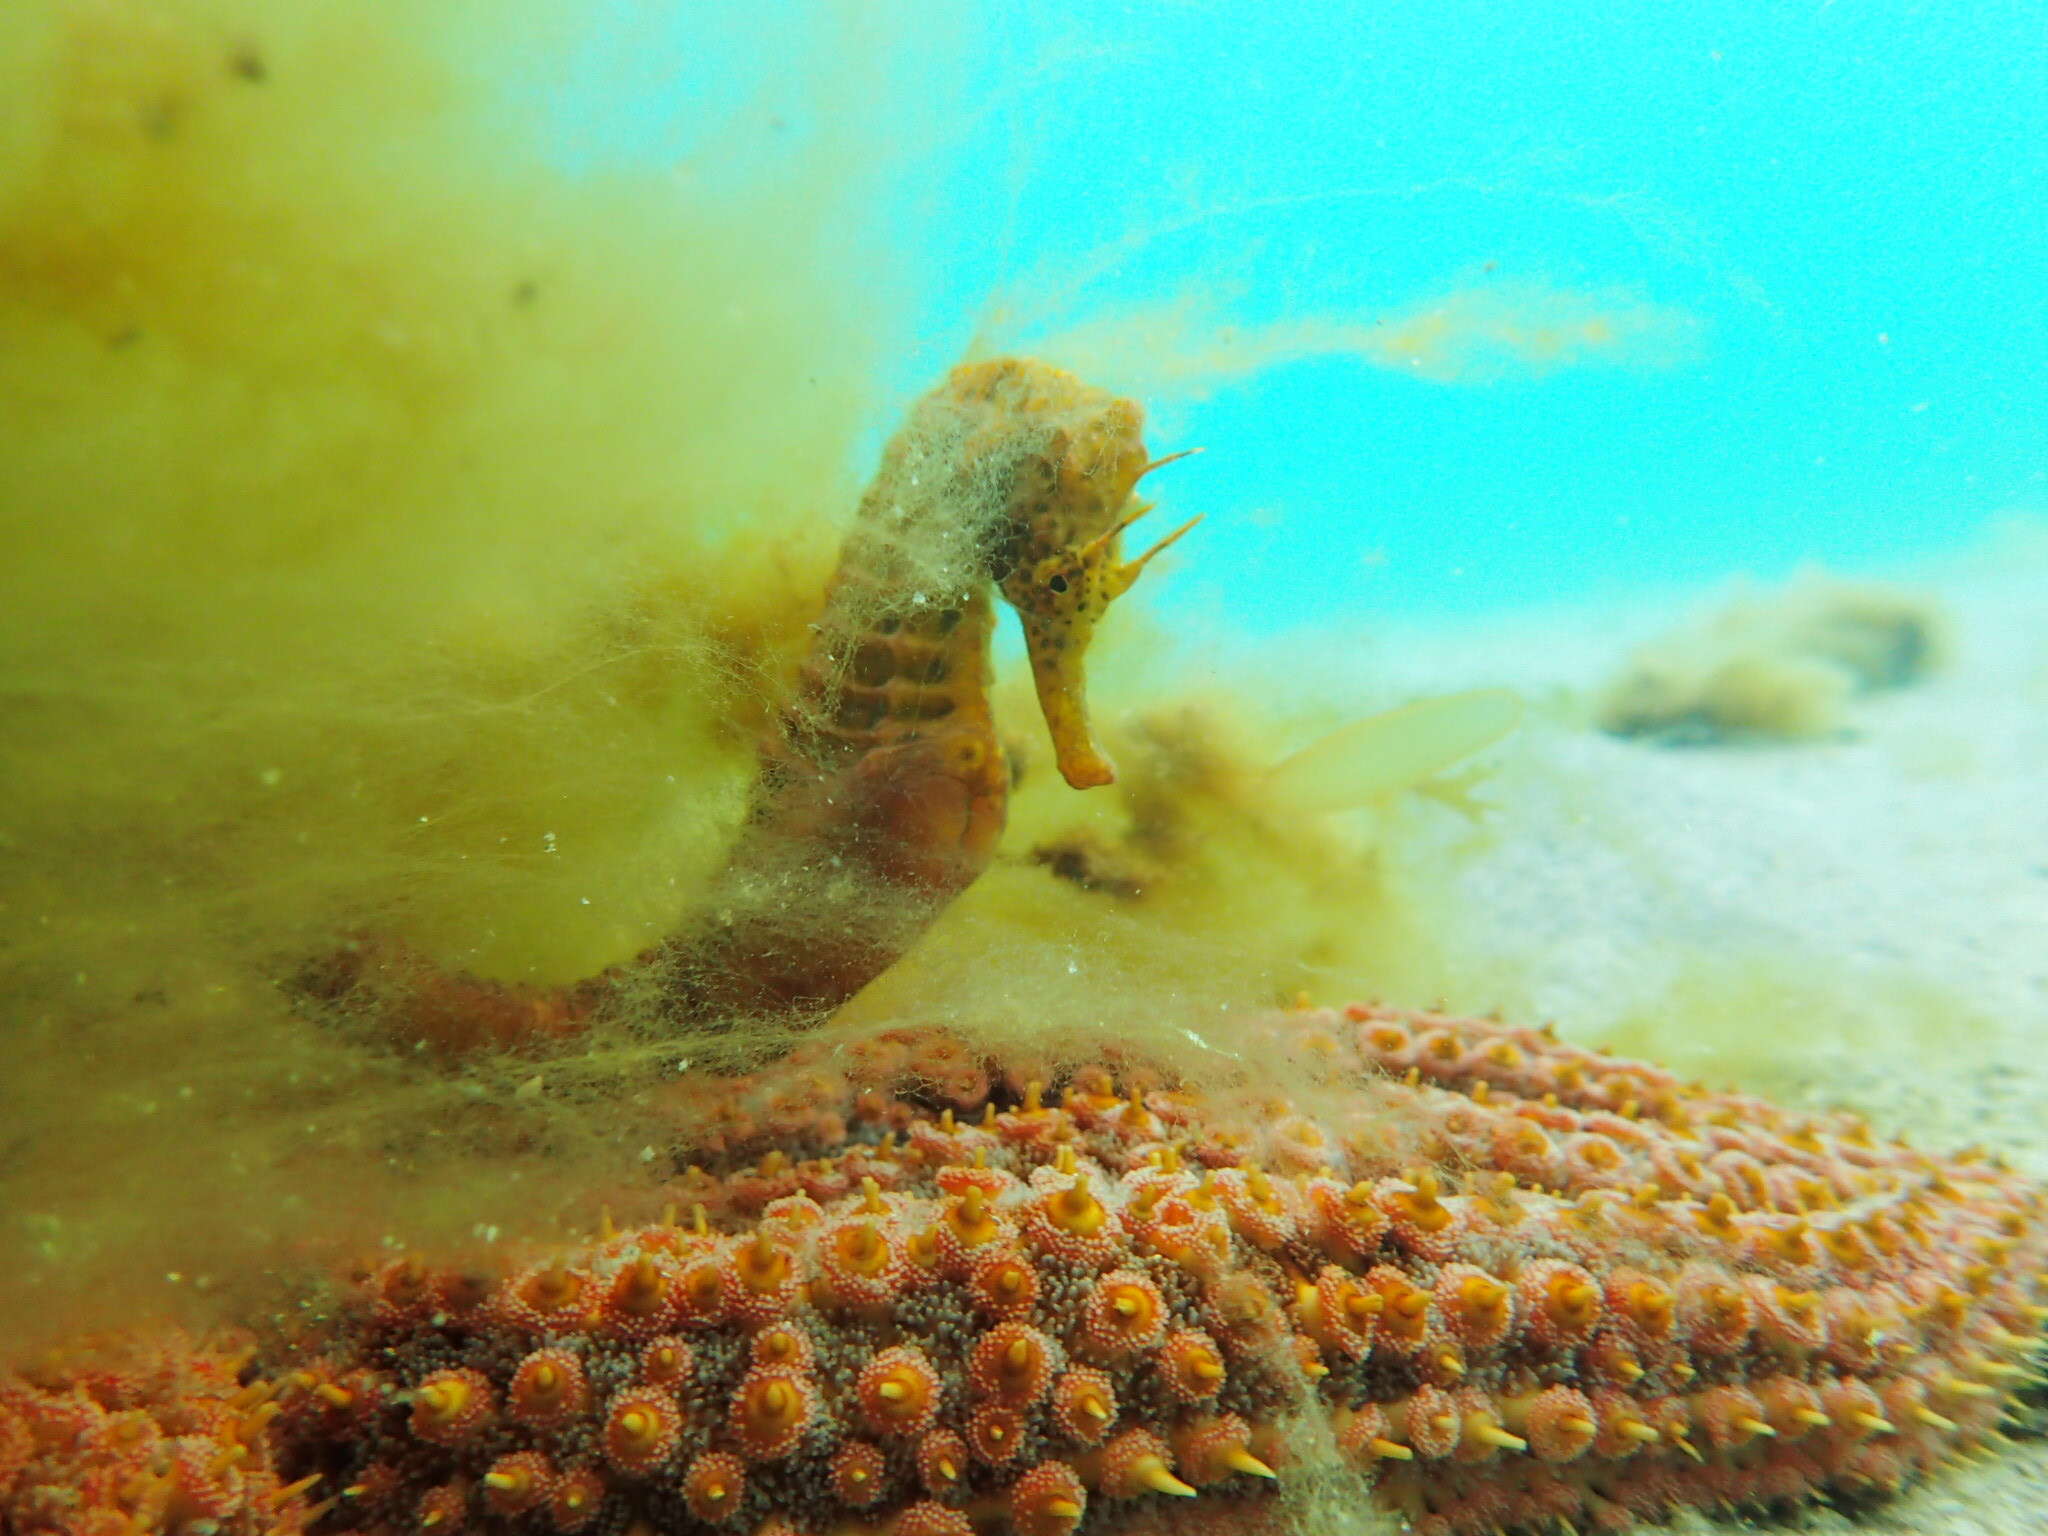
[299, 357, 1198, 1056]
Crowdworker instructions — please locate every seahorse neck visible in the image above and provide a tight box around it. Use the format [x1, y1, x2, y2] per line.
[792, 398, 1049, 755]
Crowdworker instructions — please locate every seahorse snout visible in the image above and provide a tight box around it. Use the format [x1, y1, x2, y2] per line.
[1020, 613, 1119, 789]
[1010, 504, 1202, 790]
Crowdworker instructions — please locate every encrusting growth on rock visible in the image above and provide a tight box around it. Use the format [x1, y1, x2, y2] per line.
[0, 1332, 330, 1536]
[13, 1003, 2040, 1536]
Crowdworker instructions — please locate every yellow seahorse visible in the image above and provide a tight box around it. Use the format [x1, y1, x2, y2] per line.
[300, 358, 1198, 1055]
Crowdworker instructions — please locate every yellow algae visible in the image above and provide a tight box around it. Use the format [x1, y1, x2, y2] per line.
[1597, 573, 1950, 743]
[993, 278, 1700, 401]
[1265, 688, 1522, 813]
[837, 645, 1512, 1078]
[0, 0, 928, 1352]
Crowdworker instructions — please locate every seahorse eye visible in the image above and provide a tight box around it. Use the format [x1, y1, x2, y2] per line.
[1047, 574, 1070, 594]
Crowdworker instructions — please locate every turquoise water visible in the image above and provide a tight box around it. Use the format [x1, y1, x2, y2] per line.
[550, 2, 2045, 627]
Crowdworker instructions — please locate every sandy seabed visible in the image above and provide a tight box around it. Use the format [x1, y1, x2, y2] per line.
[1368, 527, 2048, 1534]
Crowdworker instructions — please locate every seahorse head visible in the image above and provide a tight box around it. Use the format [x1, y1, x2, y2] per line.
[944, 359, 1199, 789]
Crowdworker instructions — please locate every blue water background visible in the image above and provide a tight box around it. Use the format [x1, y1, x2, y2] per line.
[540, 2, 2046, 629]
